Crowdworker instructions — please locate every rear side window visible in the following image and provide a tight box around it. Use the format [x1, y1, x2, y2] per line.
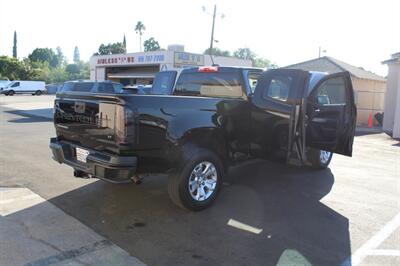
[262, 75, 292, 102]
[151, 71, 177, 95]
[174, 72, 244, 98]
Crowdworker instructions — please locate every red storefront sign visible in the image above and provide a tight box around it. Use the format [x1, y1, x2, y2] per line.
[97, 56, 135, 65]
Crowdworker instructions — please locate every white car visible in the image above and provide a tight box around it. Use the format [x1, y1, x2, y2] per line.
[1, 80, 46, 96]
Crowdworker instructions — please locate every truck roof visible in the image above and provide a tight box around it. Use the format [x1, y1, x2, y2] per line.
[181, 66, 264, 73]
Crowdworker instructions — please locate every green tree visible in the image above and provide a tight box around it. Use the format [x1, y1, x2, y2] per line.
[252, 57, 278, 69]
[66, 63, 80, 74]
[123, 34, 126, 51]
[28, 48, 60, 68]
[73, 46, 80, 63]
[65, 62, 89, 80]
[233, 48, 255, 61]
[56, 46, 66, 67]
[95, 43, 126, 55]
[0, 56, 37, 80]
[13, 31, 17, 58]
[233, 47, 277, 69]
[143, 37, 160, 52]
[135, 21, 146, 52]
[203, 47, 231, 57]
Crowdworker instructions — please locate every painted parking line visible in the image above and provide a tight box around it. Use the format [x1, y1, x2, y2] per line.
[341, 212, 400, 266]
[227, 218, 263, 234]
[366, 249, 400, 256]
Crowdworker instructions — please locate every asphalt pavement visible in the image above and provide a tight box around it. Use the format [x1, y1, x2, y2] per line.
[0, 95, 399, 266]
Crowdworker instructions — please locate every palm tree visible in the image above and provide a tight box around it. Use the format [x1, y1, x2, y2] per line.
[135, 21, 146, 52]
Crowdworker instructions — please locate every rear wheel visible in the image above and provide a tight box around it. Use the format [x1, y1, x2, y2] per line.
[168, 148, 223, 211]
[308, 148, 333, 169]
[8, 90, 15, 96]
[35, 90, 42, 96]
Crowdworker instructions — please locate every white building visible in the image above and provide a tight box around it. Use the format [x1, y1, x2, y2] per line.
[382, 52, 400, 138]
[89, 45, 252, 86]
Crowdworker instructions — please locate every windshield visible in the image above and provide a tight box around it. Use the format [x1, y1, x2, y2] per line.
[5, 81, 15, 88]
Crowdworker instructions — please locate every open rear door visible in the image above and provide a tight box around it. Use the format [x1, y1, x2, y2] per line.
[305, 71, 357, 156]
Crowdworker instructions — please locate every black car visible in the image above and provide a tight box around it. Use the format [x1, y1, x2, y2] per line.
[50, 67, 356, 211]
[59, 80, 124, 94]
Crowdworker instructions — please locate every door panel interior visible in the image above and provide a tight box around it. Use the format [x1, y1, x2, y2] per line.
[306, 73, 356, 156]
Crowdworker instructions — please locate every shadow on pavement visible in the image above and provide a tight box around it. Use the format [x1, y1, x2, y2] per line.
[355, 127, 383, 137]
[44, 160, 351, 266]
[4, 109, 53, 123]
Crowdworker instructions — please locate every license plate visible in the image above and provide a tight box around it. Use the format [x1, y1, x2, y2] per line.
[76, 147, 90, 163]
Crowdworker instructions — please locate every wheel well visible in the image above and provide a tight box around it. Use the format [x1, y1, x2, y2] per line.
[180, 129, 229, 171]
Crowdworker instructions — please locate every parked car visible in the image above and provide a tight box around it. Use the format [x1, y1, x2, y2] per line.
[58, 80, 124, 94]
[1, 80, 46, 96]
[45, 83, 63, 94]
[49, 67, 356, 211]
[122, 84, 152, 94]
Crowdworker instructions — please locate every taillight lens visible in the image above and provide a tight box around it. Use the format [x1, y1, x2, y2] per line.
[198, 66, 218, 72]
[115, 105, 135, 144]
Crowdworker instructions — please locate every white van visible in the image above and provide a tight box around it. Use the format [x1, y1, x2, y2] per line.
[1, 80, 46, 96]
[0, 79, 11, 89]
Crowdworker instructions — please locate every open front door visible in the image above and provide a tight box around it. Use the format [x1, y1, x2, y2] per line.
[306, 71, 357, 156]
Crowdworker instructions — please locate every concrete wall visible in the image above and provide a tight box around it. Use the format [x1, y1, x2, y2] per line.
[352, 78, 386, 126]
[383, 63, 400, 137]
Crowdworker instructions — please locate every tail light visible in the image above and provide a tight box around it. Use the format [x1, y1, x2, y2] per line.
[115, 105, 136, 145]
[198, 66, 218, 72]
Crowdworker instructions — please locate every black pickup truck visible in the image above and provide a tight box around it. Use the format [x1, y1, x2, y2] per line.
[50, 66, 356, 211]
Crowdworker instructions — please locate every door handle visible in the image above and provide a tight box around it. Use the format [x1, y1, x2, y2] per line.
[314, 108, 320, 112]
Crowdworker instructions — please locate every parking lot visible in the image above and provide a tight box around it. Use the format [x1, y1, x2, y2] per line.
[1, 95, 399, 266]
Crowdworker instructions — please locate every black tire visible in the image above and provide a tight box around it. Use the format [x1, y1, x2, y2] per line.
[307, 148, 333, 170]
[35, 90, 42, 95]
[168, 148, 224, 211]
[8, 90, 15, 96]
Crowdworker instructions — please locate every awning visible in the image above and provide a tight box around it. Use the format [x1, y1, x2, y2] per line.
[107, 72, 156, 79]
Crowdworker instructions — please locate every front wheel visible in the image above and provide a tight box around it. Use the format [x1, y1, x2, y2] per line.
[168, 148, 223, 211]
[307, 148, 333, 169]
[35, 90, 42, 95]
[8, 90, 15, 96]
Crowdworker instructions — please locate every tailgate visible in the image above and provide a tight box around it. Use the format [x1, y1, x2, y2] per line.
[54, 93, 131, 155]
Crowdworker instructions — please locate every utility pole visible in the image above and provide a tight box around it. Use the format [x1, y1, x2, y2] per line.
[209, 5, 216, 58]
[203, 5, 224, 65]
[318, 46, 326, 58]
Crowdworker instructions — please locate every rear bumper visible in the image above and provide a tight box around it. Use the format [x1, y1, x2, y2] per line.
[49, 138, 137, 183]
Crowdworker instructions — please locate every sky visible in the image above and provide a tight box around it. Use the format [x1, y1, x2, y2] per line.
[0, 0, 399, 76]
